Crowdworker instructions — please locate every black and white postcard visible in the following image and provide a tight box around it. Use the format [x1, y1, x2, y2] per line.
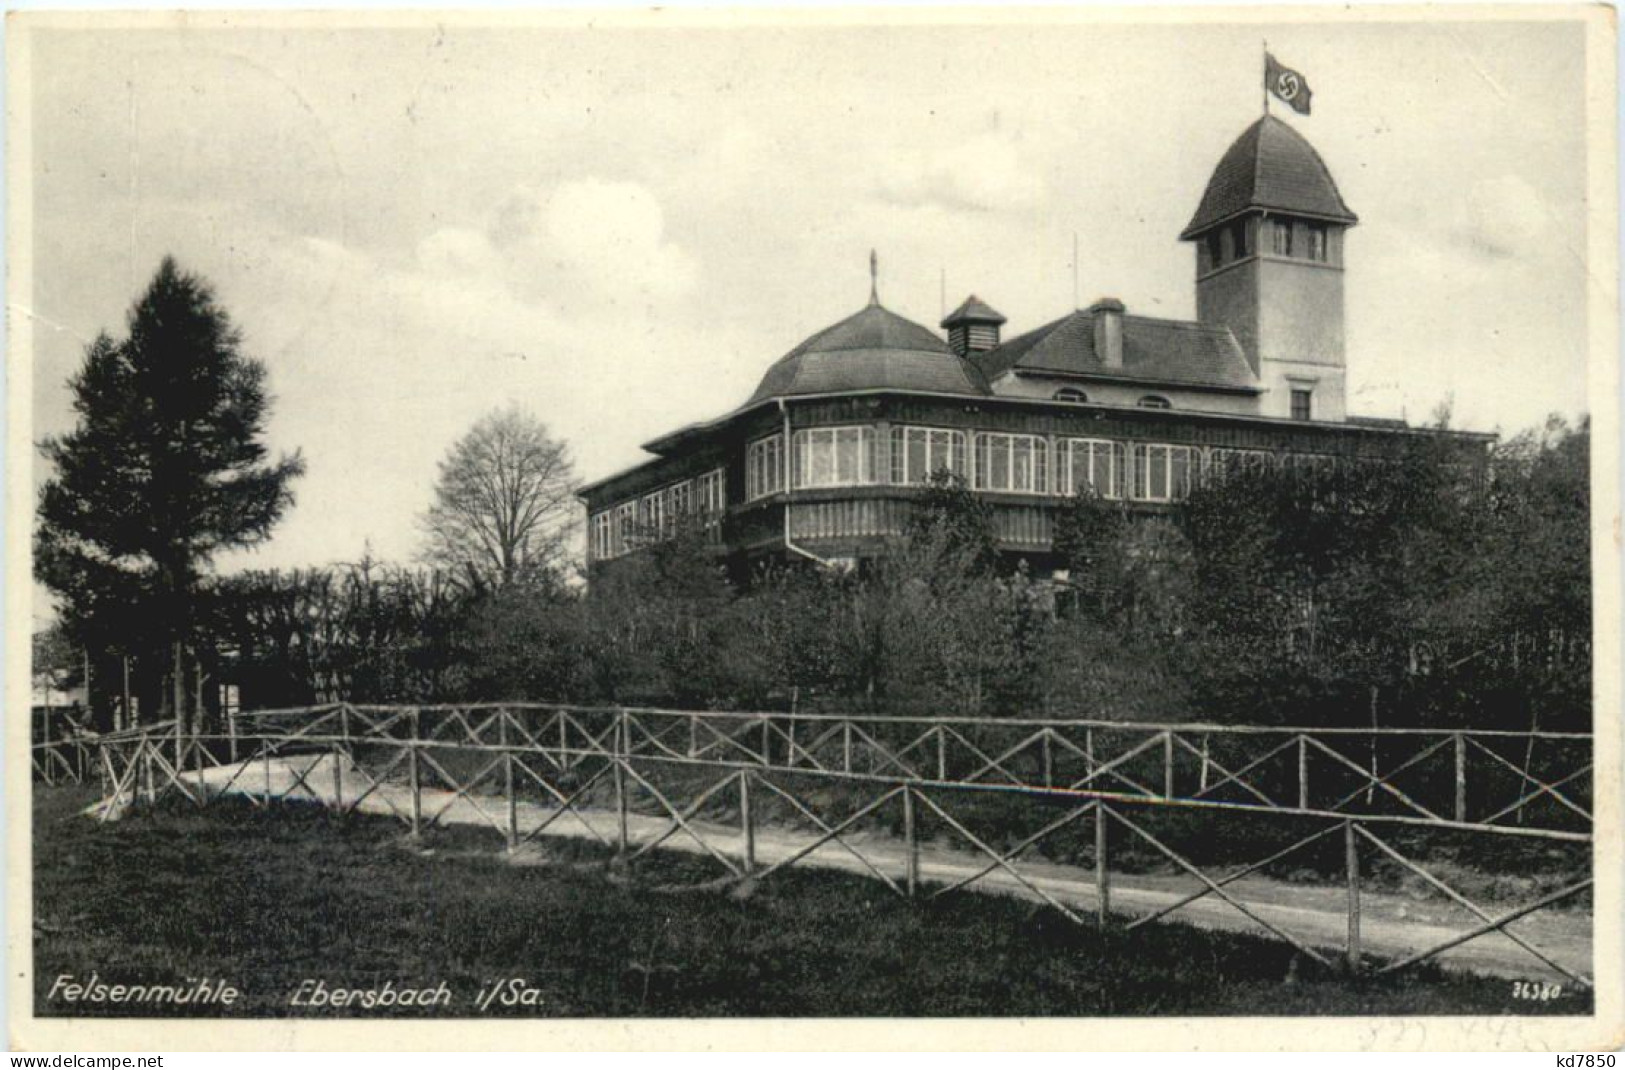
[7, 5, 1620, 1051]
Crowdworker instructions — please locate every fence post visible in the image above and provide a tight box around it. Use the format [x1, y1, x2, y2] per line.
[936, 726, 947, 781]
[41, 710, 54, 787]
[1298, 735, 1309, 811]
[1042, 731, 1053, 789]
[903, 786, 919, 897]
[1095, 803, 1111, 924]
[1345, 820, 1362, 973]
[263, 737, 273, 804]
[1163, 732, 1175, 798]
[740, 770, 756, 875]
[227, 707, 239, 764]
[142, 737, 156, 806]
[503, 710, 518, 852]
[843, 721, 853, 774]
[408, 708, 422, 838]
[1454, 732, 1467, 823]
[332, 706, 347, 812]
[614, 710, 629, 857]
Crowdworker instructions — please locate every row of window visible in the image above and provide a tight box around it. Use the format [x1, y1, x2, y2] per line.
[590, 468, 725, 561]
[745, 426, 1338, 503]
[1053, 387, 1173, 409]
[1205, 219, 1330, 269]
[1053, 388, 1314, 421]
[591, 429, 1352, 561]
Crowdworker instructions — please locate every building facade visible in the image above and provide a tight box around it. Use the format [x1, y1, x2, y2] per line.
[578, 115, 1491, 574]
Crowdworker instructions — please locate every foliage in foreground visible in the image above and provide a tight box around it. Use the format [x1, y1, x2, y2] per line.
[72, 416, 1589, 734]
[32, 788, 1584, 1018]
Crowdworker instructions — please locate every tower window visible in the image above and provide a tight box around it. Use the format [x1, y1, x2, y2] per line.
[1138, 395, 1172, 410]
[1205, 232, 1223, 269]
[1054, 388, 1088, 403]
[1231, 220, 1249, 258]
[1307, 225, 1328, 262]
[1291, 388, 1313, 421]
[1272, 221, 1293, 257]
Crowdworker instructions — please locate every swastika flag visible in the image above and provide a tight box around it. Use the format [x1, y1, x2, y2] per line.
[1266, 52, 1313, 115]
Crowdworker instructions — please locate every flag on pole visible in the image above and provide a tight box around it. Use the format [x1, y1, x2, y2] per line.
[1265, 52, 1312, 115]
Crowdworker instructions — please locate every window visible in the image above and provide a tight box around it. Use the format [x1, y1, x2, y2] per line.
[1133, 443, 1196, 502]
[746, 434, 784, 501]
[1059, 438, 1125, 499]
[1307, 224, 1328, 262]
[792, 426, 876, 488]
[695, 468, 725, 518]
[974, 433, 1048, 494]
[1138, 395, 1172, 410]
[614, 501, 637, 553]
[663, 480, 692, 531]
[638, 491, 666, 539]
[1206, 231, 1223, 269]
[590, 511, 614, 561]
[1205, 447, 1275, 484]
[890, 426, 967, 484]
[1271, 220, 1293, 257]
[1231, 219, 1249, 258]
[1291, 388, 1313, 422]
[1054, 388, 1089, 403]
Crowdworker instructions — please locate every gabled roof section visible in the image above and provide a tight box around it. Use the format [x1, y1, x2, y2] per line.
[972, 308, 1261, 393]
[746, 301, 990, 405]
[1180, 115, 1358, 239]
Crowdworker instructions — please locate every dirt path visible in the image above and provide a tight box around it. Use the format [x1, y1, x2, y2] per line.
[154, 754, 1589, 986]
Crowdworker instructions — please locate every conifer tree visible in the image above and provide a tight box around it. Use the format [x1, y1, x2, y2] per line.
[35, 257, 305, 736]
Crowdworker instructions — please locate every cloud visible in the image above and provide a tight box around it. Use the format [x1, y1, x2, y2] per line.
[874, 128, 1047, 214]
[421, 179, 703, 315]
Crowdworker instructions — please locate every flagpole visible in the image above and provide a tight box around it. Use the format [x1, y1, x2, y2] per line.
[1262, 39, 1270, 116]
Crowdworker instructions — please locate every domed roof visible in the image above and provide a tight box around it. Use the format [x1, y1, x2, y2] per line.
[1180, 115, 1358, 240]
[746, 299, 990, 404]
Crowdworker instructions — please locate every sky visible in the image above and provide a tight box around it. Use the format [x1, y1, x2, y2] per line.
[17, 13, 1598, 616]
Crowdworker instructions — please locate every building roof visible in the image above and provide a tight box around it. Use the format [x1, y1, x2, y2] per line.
[746, 300, 990, 405]
[1180, 115, 1358, 239]
[942, 294, 1007, 328]
[972, 308, 1261, 393]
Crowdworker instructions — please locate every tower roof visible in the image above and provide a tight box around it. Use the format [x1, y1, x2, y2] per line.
[746, 301, 990, 405]
[941, 294, 1007, 328]
[1180, 115, 1358, 240]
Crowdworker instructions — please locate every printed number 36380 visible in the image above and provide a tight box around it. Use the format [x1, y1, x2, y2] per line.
[1512, 980, 1564, 1001]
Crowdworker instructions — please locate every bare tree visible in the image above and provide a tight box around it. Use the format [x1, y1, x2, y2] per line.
[420, 407, 579, 589]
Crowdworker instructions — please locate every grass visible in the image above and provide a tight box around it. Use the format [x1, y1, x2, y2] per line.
[32, 783, 1592, 1018]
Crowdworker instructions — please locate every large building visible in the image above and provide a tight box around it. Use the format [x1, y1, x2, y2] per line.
[579, 114, 1490, 574]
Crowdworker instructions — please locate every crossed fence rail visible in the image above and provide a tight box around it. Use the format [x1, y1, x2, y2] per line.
[86, 703, 1594, 987]
[32, 731, 97, 786]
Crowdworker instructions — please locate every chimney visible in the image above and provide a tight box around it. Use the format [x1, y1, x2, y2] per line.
[941, 295, 1007, 358]
[1089, 297, 1125, 370]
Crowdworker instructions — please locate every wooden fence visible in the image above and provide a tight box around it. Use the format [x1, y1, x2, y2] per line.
[85, 703, 1594, 987]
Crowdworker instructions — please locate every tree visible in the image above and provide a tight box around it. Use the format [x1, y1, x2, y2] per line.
[904, 469, 1001, 579]
[421, 407, 579, 590]
[35, 257, 304, 737]
[31, 622, 81, 705]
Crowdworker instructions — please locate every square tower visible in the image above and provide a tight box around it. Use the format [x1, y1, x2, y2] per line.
[1181, 115, 1358, 422]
